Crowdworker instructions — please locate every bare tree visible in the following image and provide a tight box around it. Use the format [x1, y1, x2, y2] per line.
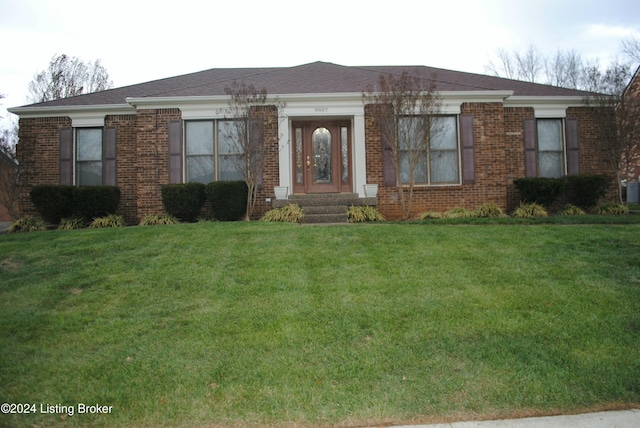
[223, 81, 278, 220]
[0, 99, 20, 219]
[486, 43, 544, 83]
[621, 37, 640, 64]
[545, 49, 583, 89]
[363, 72, 444, 219]
[585, 66, 640, 202]
[27, 54, 113, 103]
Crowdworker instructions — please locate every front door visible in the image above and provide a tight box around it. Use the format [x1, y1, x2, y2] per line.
[292, 120, 352, 194]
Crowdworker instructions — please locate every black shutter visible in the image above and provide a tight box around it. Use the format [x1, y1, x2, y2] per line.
[103, 127, 117, 186]
[168, 120, 183, 183]
[565, 118, 580, 175]
[460, 114, 475, 184]
[59, 127, 73, 185]
[523, 118, 538, 177]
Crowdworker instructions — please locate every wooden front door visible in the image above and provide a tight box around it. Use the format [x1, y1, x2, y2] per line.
[292, 120, 352, 194]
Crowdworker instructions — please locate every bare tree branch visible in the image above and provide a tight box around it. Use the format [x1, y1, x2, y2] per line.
[27, 54, 113, 103]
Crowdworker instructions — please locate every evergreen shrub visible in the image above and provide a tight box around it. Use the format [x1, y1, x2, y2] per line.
[206, 181, 248, 221]
[161, 183, 206, 222]
[513, 177, 565, 207]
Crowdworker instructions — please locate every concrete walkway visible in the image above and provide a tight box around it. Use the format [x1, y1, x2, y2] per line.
[384, 409, 640, 428]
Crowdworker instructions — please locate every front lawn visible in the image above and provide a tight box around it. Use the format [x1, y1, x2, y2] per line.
[1, 222, 639, 427]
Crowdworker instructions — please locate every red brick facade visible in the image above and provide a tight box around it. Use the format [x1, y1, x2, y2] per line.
[15, 101, 616, 223]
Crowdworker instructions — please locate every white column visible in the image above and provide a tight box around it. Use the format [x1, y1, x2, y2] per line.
[353, 114, 367, 197]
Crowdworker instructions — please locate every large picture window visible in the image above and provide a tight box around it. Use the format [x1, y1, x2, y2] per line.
[76, 128, 103, 186]
[185, 120, 243, 183]
[399, 115, 459, 185]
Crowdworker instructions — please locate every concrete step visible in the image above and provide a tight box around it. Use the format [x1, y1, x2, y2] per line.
[302, 205, 348, 215]
[303, 213, 349, 224]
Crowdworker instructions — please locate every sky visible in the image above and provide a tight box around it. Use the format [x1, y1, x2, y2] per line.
[1, 0, 639, 125]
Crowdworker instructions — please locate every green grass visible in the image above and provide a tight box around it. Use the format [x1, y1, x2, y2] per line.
[1, 222, 640, 427]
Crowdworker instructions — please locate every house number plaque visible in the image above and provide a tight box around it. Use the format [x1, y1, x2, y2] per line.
[314, 107, 329, 113]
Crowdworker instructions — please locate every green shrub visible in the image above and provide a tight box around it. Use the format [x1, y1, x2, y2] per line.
[598, 203, 629, 215]
[443, 207, 475, 219]
[563, 174, 610, 208]
[512, 202, 548, 218]
[9, 217, 47, 233]
[29, 185, 74, 224]
[139, 214, 180, 226]
[205, 181, 248, 221]
[73, 186, 121, 221]
[58, 217, 86, 230]
[559, 204, 586, 216]
[161, 183, 206, 222]
[474, 203, 507, 218]
[89, 214, 125, 228]
[419, 211, 442, 220]
[261, 204, 304, 223]
[347, 206, 385, 223]
[513, 177, 565, 207]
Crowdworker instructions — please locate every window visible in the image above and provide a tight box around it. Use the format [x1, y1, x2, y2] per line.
[399, 115, 459, 185]
[537, 119, 564, 178]
[76, 128, 103, 186]
[185, 120, 243, 183]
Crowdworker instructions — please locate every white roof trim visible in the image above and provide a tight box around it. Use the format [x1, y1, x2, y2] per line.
[504, 95, 587, 118]
[7, 103, 135, 119]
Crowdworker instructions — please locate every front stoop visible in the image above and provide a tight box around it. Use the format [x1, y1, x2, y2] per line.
[272, 193, 377, 224]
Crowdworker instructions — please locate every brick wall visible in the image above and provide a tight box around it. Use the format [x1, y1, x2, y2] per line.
[105, 114, 137, 223]
[16, 116, 72, 217]
[363, 103, 618, 220]
[365, 102, 511, 219]
[251, 105, 280, 219]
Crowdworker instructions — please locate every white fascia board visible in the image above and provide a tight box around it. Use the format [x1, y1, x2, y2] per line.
[280, 93, 364, 117]
[125, 96, 230, 119]
[7, 104, 135, 125]
[504, 95, 587, 118]
[438, 91, 514, 114]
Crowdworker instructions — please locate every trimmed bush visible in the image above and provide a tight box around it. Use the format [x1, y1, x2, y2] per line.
[206, 181, 248, 221]
[474, 203, 507, 218]
[261, 204, 304, 223]
[563, 174, 610, 209]
[161, 183, 206, 222]
[559, 204, 586, 216]
[443, 207, 475, 219]
[89, 214, 125, 228]
[73, 186, 121, 221]
[513, 177, 565, 207]
[9, 217, 47, 233]
[139, 214, 180, 226]
[30, 185, 74, 224]
[512, 202, 548, 218]
[347, 206, 385, 223]
[598, 203, 629, 215]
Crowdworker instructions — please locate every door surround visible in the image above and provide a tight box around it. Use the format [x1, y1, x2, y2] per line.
[291, 119, 352, 194]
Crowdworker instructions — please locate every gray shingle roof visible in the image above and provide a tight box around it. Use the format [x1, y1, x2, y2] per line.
[19, 61, 592, 108]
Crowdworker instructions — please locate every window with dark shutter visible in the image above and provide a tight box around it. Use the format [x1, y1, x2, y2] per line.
[565, 118, 580, 175]
[103, 127, 117, 186]
[523, 118, 538, 177]
[59, 127, 73, 185]
[460, 114, 475, 184]
[168, 120, 183, 183]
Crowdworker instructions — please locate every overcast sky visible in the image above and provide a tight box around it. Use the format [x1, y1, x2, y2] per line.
[1, 0, 639, 122]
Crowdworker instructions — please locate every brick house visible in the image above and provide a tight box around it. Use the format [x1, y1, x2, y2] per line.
[8, 61, 614, 222]
[623, 65, 640, 184]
